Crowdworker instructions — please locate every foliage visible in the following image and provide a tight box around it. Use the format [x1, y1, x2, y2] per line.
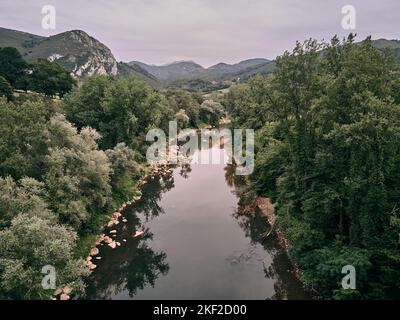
[0, 214, 89, 299]
[225, 35, 400, 299]
[199, 99, 224, 126]
[106, 142, 142, 188]
[45, 114, 112, 230]
[64, 75, 173, 150]
[0, 98, 51, 180]
[0, 47, 28, 88]
[0, 76, 13, 101]
[29, 59, 76, 97]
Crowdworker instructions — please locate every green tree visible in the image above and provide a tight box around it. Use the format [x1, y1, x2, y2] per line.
[106, 143, 142, 188]
[45, 114, 112, 230]
[64, 75, 111, 130]
[0, 214, 89, 299]
[0, 76, 13, 101]
[0, 99, 50, 179]
[226, 35, 400, 299]
[0, 47, 28, 88]
[199, 99, 224, 126]
[0, 176, 56, 228]
[29, 59, 76, 97]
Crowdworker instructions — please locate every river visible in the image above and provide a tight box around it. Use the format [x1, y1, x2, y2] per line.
[85, 142, 309, 300]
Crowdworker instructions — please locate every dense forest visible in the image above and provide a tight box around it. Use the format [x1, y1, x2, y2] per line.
[0, 47, 223, 299]
[223, 35, 400, 299]
[1, 34, 400, 300]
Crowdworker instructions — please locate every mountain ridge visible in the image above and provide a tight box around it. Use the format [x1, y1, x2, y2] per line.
[0, 27, 158, 85]
[129, 57, 275, 82]
[1, 27, 400, 87]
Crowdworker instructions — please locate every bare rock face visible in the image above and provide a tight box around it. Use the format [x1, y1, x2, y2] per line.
[0, 28, 119, 79]
[47, 30, 119, 78]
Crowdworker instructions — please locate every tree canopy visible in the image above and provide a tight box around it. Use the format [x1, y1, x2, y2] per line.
[224, 35, 400, 299]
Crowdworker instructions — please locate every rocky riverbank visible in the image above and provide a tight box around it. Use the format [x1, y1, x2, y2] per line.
[254, 196, 304, 281]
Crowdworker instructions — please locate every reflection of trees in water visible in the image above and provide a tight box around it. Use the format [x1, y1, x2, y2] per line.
[125, 243, 169, 297]
[87, 164, 199, 299]
[131, 170, 175, 221]
[179, 163, 192, 179]
[233, 204, 307, 299]
[85, 171, 178, 299]
[85, 231, 169, 299]
[225, 163, 308, 300]
[224, 164, 247, 194]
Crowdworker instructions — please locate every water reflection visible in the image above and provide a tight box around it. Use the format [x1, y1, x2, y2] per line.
[86, 145, 308, 300]
[226, 164, 309, 300]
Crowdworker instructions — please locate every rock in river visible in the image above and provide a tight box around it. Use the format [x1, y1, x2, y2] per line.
[90, 247, 99, 256]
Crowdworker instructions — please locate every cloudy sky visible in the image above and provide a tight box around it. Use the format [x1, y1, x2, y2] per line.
[0, 0, 398, 67]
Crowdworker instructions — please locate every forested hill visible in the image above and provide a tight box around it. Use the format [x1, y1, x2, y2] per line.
[0, 27, 157, 85]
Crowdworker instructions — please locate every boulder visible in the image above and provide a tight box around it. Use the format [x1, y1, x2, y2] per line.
[108, 241, 117, 249]
[104, 236, 113, 244]
[107, 221, 115, 228]
[90, 247, 99, 256]
[63, 286, 73, 294]
[60, 294, 70, 301]
[87, 262, 97, 270]
[54, 288, 63, 296]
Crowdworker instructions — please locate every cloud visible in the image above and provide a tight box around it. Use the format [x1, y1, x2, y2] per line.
[0, 0, 399, 66]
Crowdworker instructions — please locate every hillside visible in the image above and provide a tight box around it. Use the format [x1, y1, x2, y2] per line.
[372, 39, 400, 63]
[0, 27, 157, 85]
[130, 58, 275, 83]
[130, 60, 205, 81]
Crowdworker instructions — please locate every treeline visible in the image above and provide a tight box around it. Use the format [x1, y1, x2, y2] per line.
[0, 47, 76, 99]
[0, 71, 223, 298]
[224, 35, 400, 299]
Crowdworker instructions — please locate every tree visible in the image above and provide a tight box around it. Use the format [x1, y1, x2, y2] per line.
[0, 99, 50, 180]
[64, 75, 173, 151]
[226, 35, 400, 299]
[199, 99, 224, 126]
[64, 75, 111, 130]
[106, 143, 142, 188]
[29, 59, 76, 97]
[0, 76, 13, 101]
[0, 47, 28, 88]
[45, 114, 112, 230]
[163, 88, 201, 127]
[0, 176, 56, 228]
[0, 214, 89, 299]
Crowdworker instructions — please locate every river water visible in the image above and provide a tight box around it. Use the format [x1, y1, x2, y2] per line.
[85, 143, 308, 300]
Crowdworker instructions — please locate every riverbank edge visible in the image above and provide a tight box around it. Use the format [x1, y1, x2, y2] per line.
[50, 161, 172, 300]
[254, 197, 303, 279]
[252, 195, 317, 298]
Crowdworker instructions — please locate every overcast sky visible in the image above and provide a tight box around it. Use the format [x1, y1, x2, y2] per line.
[0, 0, 398, 67]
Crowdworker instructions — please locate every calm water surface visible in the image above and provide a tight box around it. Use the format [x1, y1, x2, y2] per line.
[86, 145, 308, 300]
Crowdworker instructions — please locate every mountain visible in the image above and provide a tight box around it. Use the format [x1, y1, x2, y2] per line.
[130, 58, 275, 83]
[0, 27, 157, 85]
[130, 60, 205, 81]
[200, 58, 276, 81]
[2, 26, 399, 89]
[117, 61, 159, 87]
[372, 39, 400, 63]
